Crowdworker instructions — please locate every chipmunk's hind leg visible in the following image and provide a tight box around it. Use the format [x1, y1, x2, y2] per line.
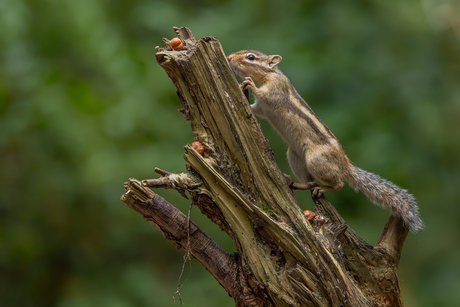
[311, 179, 344, 197]
[307, 149, 344, 197]
[286, 148, 318, 190]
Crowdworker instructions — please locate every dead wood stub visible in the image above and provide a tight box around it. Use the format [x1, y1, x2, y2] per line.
[121, 27, 409, 307]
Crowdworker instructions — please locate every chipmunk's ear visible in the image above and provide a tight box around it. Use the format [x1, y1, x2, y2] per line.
[267, 55, 282, 68]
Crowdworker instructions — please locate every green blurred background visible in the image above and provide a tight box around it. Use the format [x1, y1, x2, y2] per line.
[1, 0, 459, 306]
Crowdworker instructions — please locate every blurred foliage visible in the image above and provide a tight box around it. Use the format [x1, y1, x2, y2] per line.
[0, 0, 459, 306]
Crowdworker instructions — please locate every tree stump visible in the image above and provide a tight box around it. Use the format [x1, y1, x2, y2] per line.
[121, 27, 409, 307]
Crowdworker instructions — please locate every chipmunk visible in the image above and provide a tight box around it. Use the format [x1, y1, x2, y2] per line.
[227, 50, 423, 233]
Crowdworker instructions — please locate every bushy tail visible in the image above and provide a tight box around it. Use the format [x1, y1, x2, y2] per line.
[345, 166, 423, 233]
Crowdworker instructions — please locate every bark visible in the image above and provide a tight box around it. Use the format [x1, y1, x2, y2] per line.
[121, 27, 408, 307]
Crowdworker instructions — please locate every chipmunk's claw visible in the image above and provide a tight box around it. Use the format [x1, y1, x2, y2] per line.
[240, 77, 255, 91]
[311, 186, 323, 198]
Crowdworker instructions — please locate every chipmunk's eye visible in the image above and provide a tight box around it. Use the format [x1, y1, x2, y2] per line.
[246, 54, 255, 61]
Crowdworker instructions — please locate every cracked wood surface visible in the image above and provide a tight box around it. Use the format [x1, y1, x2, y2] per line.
[121, 27, 408, 307]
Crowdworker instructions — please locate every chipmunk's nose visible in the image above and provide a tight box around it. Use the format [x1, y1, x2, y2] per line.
[227, 55, 232, 62]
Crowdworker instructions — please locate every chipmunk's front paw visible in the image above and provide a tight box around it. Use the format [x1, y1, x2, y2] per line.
[240, 77, 255, 91]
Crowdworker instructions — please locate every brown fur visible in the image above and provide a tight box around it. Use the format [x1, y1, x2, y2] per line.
[228, 50, 423, 232]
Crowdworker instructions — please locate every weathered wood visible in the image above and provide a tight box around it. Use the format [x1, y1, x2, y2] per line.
[121, 178, 267, 306]
[122, 27, 408, 307]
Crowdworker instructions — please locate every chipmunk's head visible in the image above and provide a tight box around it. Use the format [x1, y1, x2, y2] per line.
[227, 50, 282, 85]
